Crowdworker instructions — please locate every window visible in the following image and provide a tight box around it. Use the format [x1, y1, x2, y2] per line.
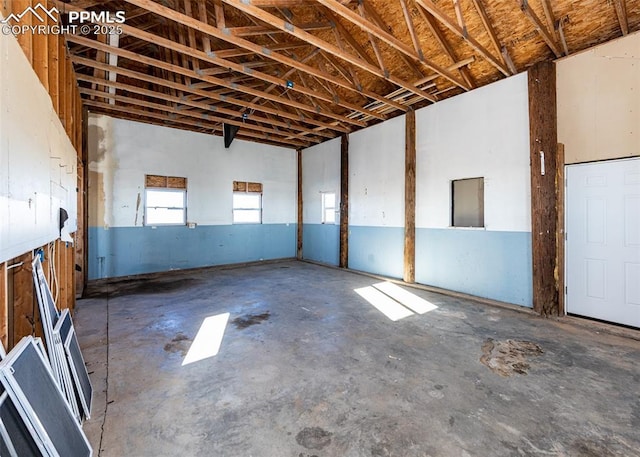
[233, 181, 262, 224]
[451, 177, 484, 227]
[145, 175, 187, 226]
[322, 192, 337, 224]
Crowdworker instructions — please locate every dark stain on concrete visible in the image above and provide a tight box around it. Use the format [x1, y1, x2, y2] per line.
[296, 427, 332, 450]
[163, 333, 191, 357]
[371, 441, 392, 456]
[480, 338, 544, 377]
[85, 277, 198, 298]
[571, 439, 616, 457]
[232, 311, 270, 329]
[632, 399, 640, 427]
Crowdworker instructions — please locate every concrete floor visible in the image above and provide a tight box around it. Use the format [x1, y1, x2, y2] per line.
[75, 260, 640, 457]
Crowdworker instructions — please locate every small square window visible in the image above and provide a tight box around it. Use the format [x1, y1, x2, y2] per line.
[322, 192, 336, 224]
[233, 192, 262, 224]
[145, 189, 187, 226]
[452, 177, 484, 227]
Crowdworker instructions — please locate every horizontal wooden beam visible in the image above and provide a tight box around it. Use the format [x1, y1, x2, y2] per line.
[70, 54, 344, 136]
[76, 74, 325, 143]
[66, 34, 357, 130]
[219, 0, 438, 102]
[84, 100, 302, 149]
[121, 0, 408, 113]
[415, 0, 510, 76]
[229, 22, 332, 36]
[316, 0, 469, 91]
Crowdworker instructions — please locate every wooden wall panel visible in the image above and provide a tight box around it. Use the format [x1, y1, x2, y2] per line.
[11, 253, 34, 348]
[528, 61, 559, 316]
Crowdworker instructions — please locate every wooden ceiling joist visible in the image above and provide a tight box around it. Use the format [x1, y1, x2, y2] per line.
[80, 86, 313, 147]
[415, 5, 476, 89]
[66, 34, 358, 131]
[218, 0, 438, 102]
[121, 0, 409, 113]
[517, 0, 563, 58]
[70, 54, 347, 136]
[469, 0, 515, 74]
[399, 0, 424, 60]
[75, 73, 330, 141]
[316, 0, 469, 91]
[228, 22, 333, 37]
[612, 0, 629, 36]
[414, 0, 510, 76]
[84, 100, 301, 149]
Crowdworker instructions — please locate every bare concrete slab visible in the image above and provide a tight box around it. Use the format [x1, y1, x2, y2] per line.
[74, 261, 640, 457]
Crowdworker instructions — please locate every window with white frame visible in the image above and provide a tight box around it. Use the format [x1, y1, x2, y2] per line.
[144, 175, 187, 226]
[451, 177, 484, 228]
[321, 192, 336, 224]
[233, 181, 262, 224]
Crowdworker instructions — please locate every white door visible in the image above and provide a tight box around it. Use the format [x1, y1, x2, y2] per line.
[566, 158, 640, 328]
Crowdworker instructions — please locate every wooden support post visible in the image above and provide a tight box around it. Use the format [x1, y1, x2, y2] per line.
[556, 143, 565, 315]
[0, 262, 7, 350]
[81, 106, 89, 293]
[339, 134, 349, 269]
[12, 253, 34, 347]
[404, 110, 416, 283]
[297, 149, 303, 260]
[528, 61, 558, 316]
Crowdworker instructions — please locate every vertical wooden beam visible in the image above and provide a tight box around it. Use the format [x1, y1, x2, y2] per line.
[0, 262, 7, 350]
[339, 134, 349, 269]
[297, 149, 303, 260]
[528, 61, 558, 316]
[48, 34, 60, 114]
[404, 110, 416, 283]
[81, 106, 89, 293]
[12, 253, 34, 347]
[32, 0, 49, 90]
[556, 143, 565, 315]
[13, 0, 32, 63]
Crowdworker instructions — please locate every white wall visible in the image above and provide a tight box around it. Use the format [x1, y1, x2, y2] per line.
[416, 73, 531, 232]
[302, 137, 341, 225]
[88, 115, 296, 228]
[557, 31, 640, 164]
[349, 115, 405, 227]
[0, 24, 77, 263]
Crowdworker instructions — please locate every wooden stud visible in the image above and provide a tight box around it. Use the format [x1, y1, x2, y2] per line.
[48, 32, 59, 114]
[0, 262, 7, 350]
[297, 149, 303, 260]
[556, 143, 565, 315]
[13, 0, 32, 63]
[12, 253, 34, 347]
[339, 134, 349, 269]
[528, 61, 558, 316]
[32, 0, 49, 89]
[404, 110, 416, 284]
